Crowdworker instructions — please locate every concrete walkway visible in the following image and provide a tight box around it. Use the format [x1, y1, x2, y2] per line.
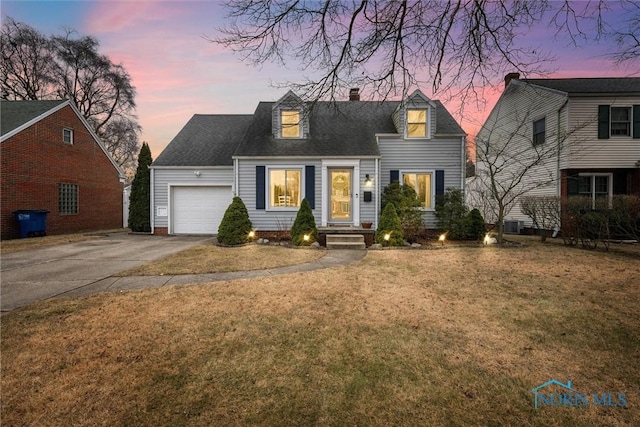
[57, 249, 367, 299]
[1, 233, 367, 312]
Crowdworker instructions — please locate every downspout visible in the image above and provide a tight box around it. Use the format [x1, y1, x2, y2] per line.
[150, 166, 155, 234]
[556, 97, 569, 237]
[375, 135, 380, 228]
[234, 158, 239, 196]
[461, 135, 466, 193]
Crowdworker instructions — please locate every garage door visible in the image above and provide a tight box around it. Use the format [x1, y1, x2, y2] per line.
[172, 186, 232, 234]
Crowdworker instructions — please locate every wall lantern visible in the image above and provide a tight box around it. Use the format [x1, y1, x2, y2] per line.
[364, 174, 373, 187]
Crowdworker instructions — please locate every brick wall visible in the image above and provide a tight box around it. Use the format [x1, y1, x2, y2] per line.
[1, 105, 123, 239]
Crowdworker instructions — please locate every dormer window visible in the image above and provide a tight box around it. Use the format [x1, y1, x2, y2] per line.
[281, 110, 301, 138]
[407, 109, 427, 138]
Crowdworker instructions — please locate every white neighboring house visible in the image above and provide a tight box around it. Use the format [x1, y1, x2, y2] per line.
[468, 74, 640, 233]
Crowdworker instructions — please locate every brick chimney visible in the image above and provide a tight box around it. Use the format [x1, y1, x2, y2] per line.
[504, 72, 520, 88]
[349, 88, 360, 101]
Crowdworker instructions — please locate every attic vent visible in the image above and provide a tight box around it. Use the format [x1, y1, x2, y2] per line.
[504, 220, 524, 234]
[349, 88, 360, 101]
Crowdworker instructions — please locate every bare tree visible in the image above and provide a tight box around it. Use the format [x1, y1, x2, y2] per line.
[1, 17, 140, 172]
[213, 0, 639, 103]
[0, 17, 56, 99]
[470, 84, 591, 243]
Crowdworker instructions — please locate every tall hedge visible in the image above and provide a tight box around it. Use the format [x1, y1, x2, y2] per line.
[376, 202, 404, 246]
[217, 197, 253, 245]
[128, 142, 152, 232]
[291, 198, 318, 245]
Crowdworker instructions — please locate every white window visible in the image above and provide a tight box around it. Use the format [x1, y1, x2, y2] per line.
[402, 172, 433, 208]
[533, 117, 545, 146]
[610, 107, 631, 136]
[578, 174, 612, 208]
[59, 183, 78, 214]
[281, 110, 301, 138]
[63, 128, 73, 144]
[406, 109, 427, 138]
[269, 168, 301, 208]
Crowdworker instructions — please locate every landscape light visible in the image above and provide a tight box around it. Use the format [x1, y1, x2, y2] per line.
[484, 234, 490, 245]
[384, 233, 391, 241]
[248, 230, 255, 239]
[303, 234, 310, 241]
[439, 233, 446, 246]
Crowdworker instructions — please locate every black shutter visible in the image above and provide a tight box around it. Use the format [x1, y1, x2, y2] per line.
[305, 165, 315, 209]
[390, 170, 399, 183]
[256, 166, 265, 209]
[435, 170, 445, 196]
[633, 105, 640, 139]
[598, 105, 610, 139]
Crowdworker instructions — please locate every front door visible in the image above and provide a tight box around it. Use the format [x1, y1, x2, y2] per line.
[329, 169, 352, 222]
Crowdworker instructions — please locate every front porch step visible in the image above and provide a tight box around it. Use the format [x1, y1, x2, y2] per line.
[326, 234, 366, 250]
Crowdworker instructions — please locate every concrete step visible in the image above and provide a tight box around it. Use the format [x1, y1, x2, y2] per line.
[326, 234, 366, 250]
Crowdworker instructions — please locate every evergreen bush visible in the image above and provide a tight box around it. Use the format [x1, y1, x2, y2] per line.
[381, 181, 424, 241]
[128, 142, 152, 232]
[466, 208, 486, 240]
[435, 188, 468, 240]
[217, 197, 253, 245]
[376, 202, 404, 246]
[291, 198, 318, 245]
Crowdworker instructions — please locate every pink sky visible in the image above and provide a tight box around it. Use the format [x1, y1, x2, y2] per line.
[3, 1, 637, 159]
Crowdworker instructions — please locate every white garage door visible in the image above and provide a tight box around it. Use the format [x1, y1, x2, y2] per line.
[172, 186, 232, 234]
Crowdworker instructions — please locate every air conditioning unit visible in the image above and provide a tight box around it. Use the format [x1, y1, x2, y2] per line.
[504, 220, 524, 234]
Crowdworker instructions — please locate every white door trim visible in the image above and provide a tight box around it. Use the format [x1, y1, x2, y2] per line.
[321, 159, 360, 226]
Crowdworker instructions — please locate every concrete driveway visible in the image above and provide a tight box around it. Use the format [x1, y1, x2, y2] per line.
[1, 233, 212, 312]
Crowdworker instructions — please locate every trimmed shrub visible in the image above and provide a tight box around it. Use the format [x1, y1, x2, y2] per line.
[381, 181, 424, 242]
[376, 202, 404, 246]
[466, 208, 486, 240]
[520, 195, 560, 242]
[291, 198, 318, 246]
[217, 197, 252, 246]
[435, 188, 468, 240]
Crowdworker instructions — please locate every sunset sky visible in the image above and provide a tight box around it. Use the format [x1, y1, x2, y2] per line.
[3, 1, 637, 159]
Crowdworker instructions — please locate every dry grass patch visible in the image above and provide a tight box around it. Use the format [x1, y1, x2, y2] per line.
[2, 244, 639, 426]
[0, 229, 127, 254]
[117, 244, 325, 276]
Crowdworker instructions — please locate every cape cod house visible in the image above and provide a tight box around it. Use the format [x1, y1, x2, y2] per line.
[150, 89, 466, 241]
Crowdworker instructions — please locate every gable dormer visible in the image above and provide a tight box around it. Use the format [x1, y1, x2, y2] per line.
[272, 90, 309, 139]
[392, 89, 436, 139]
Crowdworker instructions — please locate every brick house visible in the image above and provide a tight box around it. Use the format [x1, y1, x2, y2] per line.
[1, 100, 125, 239]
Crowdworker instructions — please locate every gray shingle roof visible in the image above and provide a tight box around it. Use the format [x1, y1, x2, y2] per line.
[235, 100, 465, 158]
[0, 99, 67, 136]
[522, 77, 640, 94]
[152, 114, 253, 166]
[154, 97, 465, 165]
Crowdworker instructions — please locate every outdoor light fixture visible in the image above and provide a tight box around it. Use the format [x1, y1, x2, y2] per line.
[248, 230, 256, 239]
[439, 233, 446, 246]
[303, 234, 310, 241]
[384, 233, 391, 241]
[364, 174, 373, 187]
[194, 170, 201, 177]
[484, 234, 490, 245]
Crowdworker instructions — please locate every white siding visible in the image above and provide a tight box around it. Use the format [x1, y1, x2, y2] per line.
[236, 158, 377, 230]
[152, 168, 234, 229]
[378, 135, 464, 228]
[562, 96, 640, 169]
[471, 83, 567, 227]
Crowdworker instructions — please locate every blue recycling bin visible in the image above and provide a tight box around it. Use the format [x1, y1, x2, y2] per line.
[13, 210, 49, 238]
